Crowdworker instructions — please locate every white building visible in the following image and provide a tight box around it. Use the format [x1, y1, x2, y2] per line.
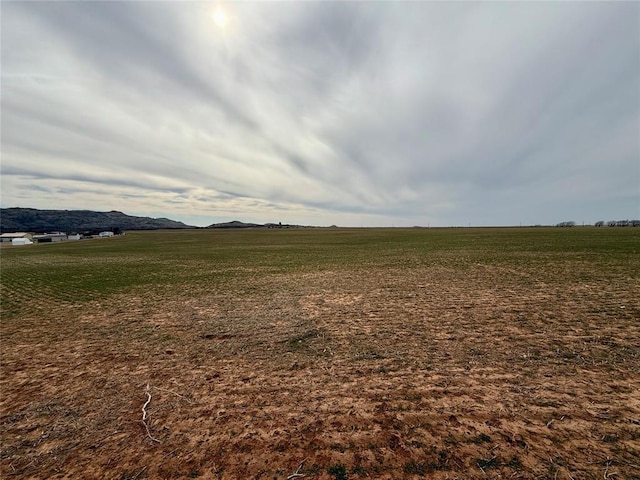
[99, 231, 114, 237]
[11, 238, 33, 246]
[0, 232, 33, 243]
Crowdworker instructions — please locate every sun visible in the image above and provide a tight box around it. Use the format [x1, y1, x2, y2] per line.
[212, 7, 228, 28]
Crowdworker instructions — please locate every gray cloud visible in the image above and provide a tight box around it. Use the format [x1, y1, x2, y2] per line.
[1, 1, 638, 226]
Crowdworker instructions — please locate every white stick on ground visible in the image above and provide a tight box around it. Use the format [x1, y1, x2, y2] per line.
[287, 458, 307, 479]
[142, 384, 161, 443]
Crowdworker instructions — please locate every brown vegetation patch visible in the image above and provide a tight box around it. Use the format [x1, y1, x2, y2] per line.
[2, 247, 639, 479]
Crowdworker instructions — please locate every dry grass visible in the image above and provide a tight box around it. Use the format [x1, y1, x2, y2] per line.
[1, 228, 639, 479]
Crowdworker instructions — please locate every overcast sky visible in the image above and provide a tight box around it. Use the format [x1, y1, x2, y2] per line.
[2, 1, 638, 227]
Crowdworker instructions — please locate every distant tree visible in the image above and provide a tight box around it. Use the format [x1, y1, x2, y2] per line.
[595, 221, 605, 227]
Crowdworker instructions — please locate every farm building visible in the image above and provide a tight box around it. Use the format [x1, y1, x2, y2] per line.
[11, 238, 33, 246]
[68, 234, 81, 241]
[0, 232, 33, 243]
[99, 231, 114, 237]
[33, 233, 68, 243]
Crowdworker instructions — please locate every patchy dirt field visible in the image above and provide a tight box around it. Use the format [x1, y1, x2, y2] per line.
[1, 228, 639, 479]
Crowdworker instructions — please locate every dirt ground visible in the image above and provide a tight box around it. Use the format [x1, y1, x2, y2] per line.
[1, 264, 639, 479]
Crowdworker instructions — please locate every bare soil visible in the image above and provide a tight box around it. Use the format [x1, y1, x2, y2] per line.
[2, 264, 639, 479]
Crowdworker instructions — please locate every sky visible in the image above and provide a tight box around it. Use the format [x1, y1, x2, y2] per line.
[1, 1, 639, 227]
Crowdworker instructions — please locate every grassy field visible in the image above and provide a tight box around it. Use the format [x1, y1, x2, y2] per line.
[1, 227, 639, 479]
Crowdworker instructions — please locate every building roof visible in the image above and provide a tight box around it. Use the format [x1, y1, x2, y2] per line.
[33, 233, 67, 237]
[0, 232, 31, 238]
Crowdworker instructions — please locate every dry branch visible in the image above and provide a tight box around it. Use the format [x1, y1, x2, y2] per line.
[287, 458, 307, 479]
[142, 384, 161, 443]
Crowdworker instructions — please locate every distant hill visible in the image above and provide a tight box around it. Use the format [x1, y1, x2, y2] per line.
[207, 220, 303, 229]
[0, 208, 194, 233]
[207, 220, 264, 229]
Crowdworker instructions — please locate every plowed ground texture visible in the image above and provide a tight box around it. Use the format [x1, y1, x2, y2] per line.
[1, 228, 639, 479]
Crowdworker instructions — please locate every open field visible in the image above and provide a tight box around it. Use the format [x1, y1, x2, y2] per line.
[1, 227, 639, 479]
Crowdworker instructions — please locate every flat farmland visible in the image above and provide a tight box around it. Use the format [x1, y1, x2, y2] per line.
[1, 227, 639, 479]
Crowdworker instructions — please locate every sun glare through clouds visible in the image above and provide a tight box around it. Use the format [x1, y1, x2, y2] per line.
[212, 7, 228, 28]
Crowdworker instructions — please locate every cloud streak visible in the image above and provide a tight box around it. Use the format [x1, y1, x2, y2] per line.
[2, 1, 638, 226]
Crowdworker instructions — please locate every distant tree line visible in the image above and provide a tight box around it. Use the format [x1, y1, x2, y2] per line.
[557, 220, 639, 227]
[594, 220, 640, 227]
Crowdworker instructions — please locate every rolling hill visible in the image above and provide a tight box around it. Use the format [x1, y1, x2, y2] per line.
[0, 208, 194, 233]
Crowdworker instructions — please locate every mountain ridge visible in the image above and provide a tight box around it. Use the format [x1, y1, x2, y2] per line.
[0, 208, 194, 233]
